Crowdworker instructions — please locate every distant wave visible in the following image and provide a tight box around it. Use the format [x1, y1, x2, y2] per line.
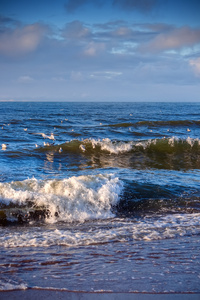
[3, 137, 200, 170]
[35, 136, 200, 154]
[106, 120, 200, 128]
[36, 137, 200, 170]
[135, 119, 200, 127]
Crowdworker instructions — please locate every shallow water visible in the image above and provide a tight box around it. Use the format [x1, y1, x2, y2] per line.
[0, 102, 200, 292]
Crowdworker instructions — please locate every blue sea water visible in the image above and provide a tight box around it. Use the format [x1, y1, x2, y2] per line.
[0, 102, 200, 292]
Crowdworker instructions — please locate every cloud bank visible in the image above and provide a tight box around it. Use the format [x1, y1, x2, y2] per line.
[0, 10, 200, 101]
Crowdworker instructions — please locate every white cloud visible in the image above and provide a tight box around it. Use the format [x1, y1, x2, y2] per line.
[90, 71, 122, 80]
[139, 26, 200, 53]
[112, 26, 132, 37]
[190, 57, 200, 76]
[17, 75, 34, 83]
[0, 23, 48, 57]
[83, 42, 105, 56]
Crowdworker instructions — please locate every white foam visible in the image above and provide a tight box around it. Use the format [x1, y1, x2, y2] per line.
[80, 138, 133, 154]
[0, 278, 27, 291]
[32, 132, 55, 140]
[1, 213, 200, 248]
[186, 136, 200, 146]
[99, 138, 133, 154]
[79, 144, 86, 152]
[78, 137, 200, 155]
[0, 174, 123, 223]
[1, 144, 7, 150]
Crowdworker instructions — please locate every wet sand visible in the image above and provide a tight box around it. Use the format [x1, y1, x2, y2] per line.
[0, 290, 200, 300]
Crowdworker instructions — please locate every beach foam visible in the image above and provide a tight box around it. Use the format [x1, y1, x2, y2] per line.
[1, 213, 200, 248]
[0, 278, 27, 291]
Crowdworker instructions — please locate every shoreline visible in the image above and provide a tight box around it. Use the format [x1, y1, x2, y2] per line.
[0, 289, 200, 300]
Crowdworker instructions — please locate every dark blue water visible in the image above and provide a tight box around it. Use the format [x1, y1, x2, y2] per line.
[0, 102, 200, 292]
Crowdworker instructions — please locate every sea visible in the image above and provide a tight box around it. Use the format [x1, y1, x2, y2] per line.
[0, 101, 200, 293]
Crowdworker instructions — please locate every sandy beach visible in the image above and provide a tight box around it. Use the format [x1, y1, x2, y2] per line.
[0, 290, 200, 300]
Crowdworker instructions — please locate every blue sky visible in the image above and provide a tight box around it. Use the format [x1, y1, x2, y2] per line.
[0, 0, 200, 101]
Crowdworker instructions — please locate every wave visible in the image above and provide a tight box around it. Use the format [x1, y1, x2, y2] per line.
[34, 137, 200, 170]
[4, 137, 200, 170]
[117, 188, 200, 217]
[2, 137, 200, 171]
[105, 120, 200, 128]
[2, 213, 200, 248]
[136, 120, 200, 127]
[1, 173, 200, 226]
[0, 174, 123, 225]
[36, 136, 200, 154]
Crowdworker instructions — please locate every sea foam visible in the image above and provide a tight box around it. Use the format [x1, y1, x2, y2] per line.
[0, 174, 123, 223]
[58, 137, 200, 155]
[1, 213, 200, 248]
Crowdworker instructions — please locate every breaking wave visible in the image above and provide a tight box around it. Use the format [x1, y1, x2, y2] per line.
[34, 137, 200, 170]
[1, 172, 200, 226]
[0, 174, 123, 224]
[35, 136, 200, 154]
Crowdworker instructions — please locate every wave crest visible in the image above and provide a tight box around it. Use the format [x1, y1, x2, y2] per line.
[0, 174, 123, 224]
[37, 137, 200, 154]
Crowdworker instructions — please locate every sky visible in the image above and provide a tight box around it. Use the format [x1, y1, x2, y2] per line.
[0, 0, 200, 102]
